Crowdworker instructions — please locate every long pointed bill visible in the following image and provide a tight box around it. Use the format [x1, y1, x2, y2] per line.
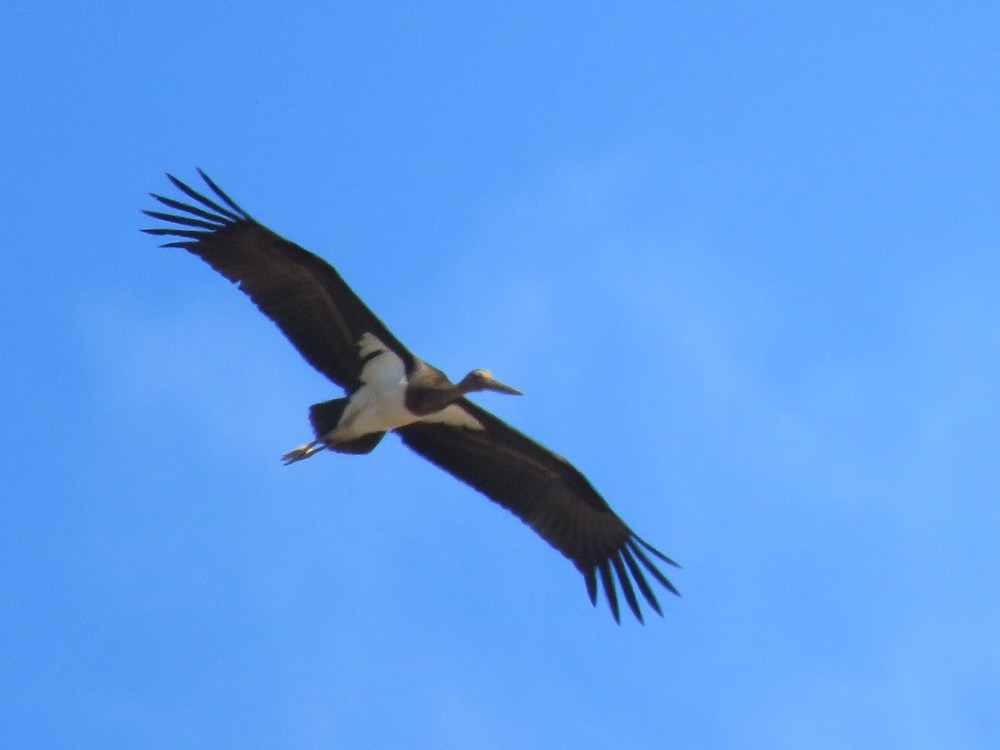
[483, 376, 523, 395]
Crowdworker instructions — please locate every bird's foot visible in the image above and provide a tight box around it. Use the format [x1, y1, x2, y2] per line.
[281, 441, 322, 465]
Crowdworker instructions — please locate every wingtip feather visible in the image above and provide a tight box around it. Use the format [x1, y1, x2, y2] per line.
[164, 171, 243, 222]
[611, 554, 643, 624]
[584, 567, 598, 606]
[197, 168, 250, 218]
[597, 560, 621, 624]
[627, 539, 681, 597]
[635, 535, 681, 568]
[621, 546, 663, 617]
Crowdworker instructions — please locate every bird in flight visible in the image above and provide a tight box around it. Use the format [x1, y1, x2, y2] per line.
[143, 170, 680, 622]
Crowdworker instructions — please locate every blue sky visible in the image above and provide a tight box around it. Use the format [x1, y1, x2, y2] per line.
[3, 2, 999, 747]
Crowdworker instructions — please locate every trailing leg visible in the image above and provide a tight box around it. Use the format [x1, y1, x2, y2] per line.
[281, 440, 326, 465]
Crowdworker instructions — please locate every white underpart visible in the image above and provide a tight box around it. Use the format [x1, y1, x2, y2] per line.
[422, 404, 484, 430]
[329, 333, 484, 441]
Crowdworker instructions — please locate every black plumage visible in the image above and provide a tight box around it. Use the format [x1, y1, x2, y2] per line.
[143, 170, 680, 622]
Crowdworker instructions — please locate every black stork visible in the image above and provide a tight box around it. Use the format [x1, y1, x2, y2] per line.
[142, 170, 680, 623]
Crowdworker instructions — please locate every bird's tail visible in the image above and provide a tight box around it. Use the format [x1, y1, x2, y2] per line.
[309, 398, 349, 438]
[308, 399, 385, 455]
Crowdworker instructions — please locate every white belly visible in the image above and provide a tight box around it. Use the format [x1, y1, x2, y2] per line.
[336, 381, 418, 439]
[330, 332, 486, 442]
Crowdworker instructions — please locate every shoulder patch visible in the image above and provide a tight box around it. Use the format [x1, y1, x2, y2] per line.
[357, 332, 405, 385]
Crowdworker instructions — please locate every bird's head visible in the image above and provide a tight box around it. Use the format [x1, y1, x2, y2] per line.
[459, 369, 523, 396]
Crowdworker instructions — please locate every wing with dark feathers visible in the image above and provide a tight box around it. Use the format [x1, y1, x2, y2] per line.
[142, 170, 414, 392]
[396, 400, 680, 623]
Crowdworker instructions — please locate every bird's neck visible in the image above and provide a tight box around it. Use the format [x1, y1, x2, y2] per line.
[405, 381, 466, 416]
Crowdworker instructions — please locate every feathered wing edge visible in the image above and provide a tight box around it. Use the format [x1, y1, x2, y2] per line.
[141, 170, 418, 392]
[583, 535, 680, 624]
[142, 169, 252, 246]
[398, 402, 680, 624]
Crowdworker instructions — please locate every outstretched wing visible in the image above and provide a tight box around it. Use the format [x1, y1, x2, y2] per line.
[142, 170, 414, 392]
[397, 400, 679, 623]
